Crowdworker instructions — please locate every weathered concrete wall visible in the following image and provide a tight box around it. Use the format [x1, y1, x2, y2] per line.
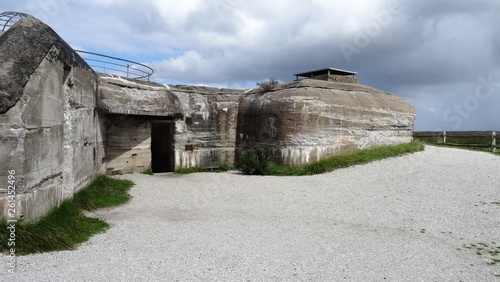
[102, 115, 155, 174]
[170, 85, 242, 169]
[237, 79, 416, 166]
[0, 19, 102, 220]
[98, 75, 181, 174]
[98, 77, 243, 172]
[98, 74, 182, 117]
[308, 75, 359, 84]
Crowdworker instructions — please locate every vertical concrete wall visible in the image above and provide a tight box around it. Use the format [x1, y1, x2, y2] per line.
[0, 19, 103, 220]
[103, 115, 155, 174]
[309, 74, 359, 84]
[62, 63, 102, 198]
[98, 79, 243, 172]
[171, 86, 241, 169]
[97, 75, 182, 174]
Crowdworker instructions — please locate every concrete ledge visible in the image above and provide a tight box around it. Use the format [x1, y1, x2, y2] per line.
[98, 75, 183, 117]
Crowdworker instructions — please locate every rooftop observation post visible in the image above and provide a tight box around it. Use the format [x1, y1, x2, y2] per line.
[294, 67, 358, 84]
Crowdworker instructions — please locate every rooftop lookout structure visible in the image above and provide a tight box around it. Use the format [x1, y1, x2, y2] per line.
[294, 67, 358, 84]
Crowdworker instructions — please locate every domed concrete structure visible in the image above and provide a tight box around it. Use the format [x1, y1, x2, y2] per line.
[236, 79, 416, 166]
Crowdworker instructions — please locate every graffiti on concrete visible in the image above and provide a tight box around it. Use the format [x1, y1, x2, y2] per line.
[259, 117, 277, 141]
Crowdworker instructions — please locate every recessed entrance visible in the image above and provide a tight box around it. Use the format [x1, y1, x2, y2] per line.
[151, 122, 175, 173]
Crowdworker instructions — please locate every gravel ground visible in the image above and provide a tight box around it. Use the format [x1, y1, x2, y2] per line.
[2, 146, 500, 281]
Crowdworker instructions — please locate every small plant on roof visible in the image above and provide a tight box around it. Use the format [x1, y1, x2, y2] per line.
[257, 77, 279, 93]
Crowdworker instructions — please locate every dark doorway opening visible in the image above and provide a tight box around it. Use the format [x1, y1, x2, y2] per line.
[151, 122, 175, 173]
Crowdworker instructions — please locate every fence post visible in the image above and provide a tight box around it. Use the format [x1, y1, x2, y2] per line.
[443, 131, 447, 145]
[493, 132, 497, 153]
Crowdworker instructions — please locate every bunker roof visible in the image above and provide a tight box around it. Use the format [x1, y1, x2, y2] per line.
[294, 67, 357, 80]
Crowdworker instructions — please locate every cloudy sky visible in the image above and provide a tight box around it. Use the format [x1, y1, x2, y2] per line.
[2, 0, 499, 130]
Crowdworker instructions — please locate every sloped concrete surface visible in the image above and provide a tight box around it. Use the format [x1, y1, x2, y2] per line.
[0, 18, 90, 114]
[3, 146, 500, 281]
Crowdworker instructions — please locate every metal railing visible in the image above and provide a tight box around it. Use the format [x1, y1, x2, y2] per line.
[0, 11, 36, 31]
[75, 50, 154, 81]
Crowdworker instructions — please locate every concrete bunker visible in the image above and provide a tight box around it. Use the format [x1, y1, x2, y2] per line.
[98, 75, 243, 174]
[0, 15, 416, 220]
[237, 79, 416, 166]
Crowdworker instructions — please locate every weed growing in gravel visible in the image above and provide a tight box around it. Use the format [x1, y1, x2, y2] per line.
[141, 168, 153, 175]
[240, 141, 425, 176]
[0, 175, 134, 255]
[460, 242, 500, 266]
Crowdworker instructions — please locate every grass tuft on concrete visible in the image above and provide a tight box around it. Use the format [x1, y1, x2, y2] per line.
[0, 175, 133, 255]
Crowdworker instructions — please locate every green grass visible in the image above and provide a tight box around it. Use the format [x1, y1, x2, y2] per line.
[73, 175, 133, 211]
[254, 140, 425, 176]
[141, 168, 154, 175]
[176, 163, 234, 174]
[0, 175, 134, 255]
[176, 142, 425, 176]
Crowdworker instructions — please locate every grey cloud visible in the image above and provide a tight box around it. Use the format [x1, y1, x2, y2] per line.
[3, 0, 499, 130]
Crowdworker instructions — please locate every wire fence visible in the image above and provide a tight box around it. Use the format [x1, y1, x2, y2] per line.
[414, 131, 498, 153]
[75, 50, 154, 81]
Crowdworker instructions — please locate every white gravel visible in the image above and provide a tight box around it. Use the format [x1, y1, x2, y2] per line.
[2, 146, 500, 281]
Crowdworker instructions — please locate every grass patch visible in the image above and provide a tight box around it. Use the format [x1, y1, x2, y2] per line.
[0, 175, 133, 255]
[73, 175, 133, 211]
[141, 168, 153, 175]
[242, 141, 425, 176]
[176, 163, 234, 174]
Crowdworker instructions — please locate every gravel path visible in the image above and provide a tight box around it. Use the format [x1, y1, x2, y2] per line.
[2, 146, 500, 281]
